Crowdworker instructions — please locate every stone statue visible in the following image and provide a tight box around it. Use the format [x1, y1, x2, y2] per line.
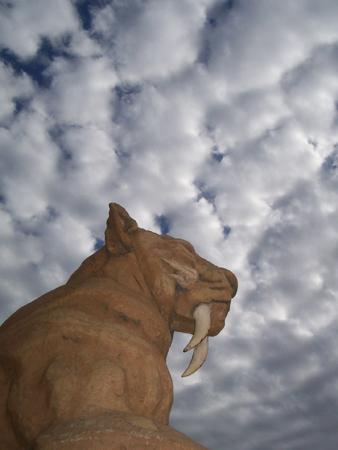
[0, 204, 237, 449]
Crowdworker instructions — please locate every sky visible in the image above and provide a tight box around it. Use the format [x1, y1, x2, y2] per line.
[1, 0, 338, 449]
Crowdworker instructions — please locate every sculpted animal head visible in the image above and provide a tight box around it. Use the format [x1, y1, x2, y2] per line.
[68, 203, 238, 377]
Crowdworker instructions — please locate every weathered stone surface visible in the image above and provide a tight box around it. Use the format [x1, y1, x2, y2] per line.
[0, 203, 237, 450]
[33, 411, 210, 450]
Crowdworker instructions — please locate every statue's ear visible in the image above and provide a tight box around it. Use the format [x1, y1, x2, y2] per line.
[105, 203, 138, 255]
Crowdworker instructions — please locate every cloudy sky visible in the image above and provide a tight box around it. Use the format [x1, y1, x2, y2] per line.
[1, 0, 338, 448]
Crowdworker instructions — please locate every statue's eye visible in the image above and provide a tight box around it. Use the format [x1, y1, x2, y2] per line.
[175, 284, 187, 296]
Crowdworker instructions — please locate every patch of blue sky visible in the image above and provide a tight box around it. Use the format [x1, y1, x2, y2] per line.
[307, 138, 318, 148]
[206, 0, 235, 28]
[13, 96, 32, 116]
[0, 37, 74, 89]
[207, 18, 217, 28]
[155, 215, 171, 235]
[197, 41, 212, 66]
[48, 125, 73, 164]
[222, 225, 231, 239]
[195, 181, 216, 205]
[321, 148, 338, 174]
[197, 190, 215, 204]
[113, 140, 132, 166]
[14, 220, 42, 238]
[211, 149, 224, 163]
[94, 238, 105, 251]
[112, 84, 143, 127]
[115, 84, 142, 104]
[13, 207, 59, 237]
[74, 0, 113, 31]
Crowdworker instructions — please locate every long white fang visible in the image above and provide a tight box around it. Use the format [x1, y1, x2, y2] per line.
[181, 337, 209, 377]
[184, 304, 211, 352]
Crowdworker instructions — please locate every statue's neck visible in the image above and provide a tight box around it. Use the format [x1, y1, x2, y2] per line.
[89, 252, 150, 299]
[67, 249, 174, 356]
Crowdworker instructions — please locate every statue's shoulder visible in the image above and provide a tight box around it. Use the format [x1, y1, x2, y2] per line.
[67, 246, 109, 285]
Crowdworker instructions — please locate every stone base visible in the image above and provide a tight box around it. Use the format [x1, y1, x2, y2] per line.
[33, 411, 209, 450]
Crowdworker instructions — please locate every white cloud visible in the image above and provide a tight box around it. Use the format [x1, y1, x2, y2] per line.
[206, 0, 338, 92]
[0, 62, 33, 125]
[45, 55, 118, 125]
[0, 110, 58, 219]
[93, 0, 208, 80]
[0, 0, 78, 58]
[281, 43, 338, 140]
[1, 1, 338, 449]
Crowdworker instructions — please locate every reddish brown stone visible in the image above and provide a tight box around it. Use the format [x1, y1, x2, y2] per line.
[0, 204, 237, 450]
[33, 411, 210, 450]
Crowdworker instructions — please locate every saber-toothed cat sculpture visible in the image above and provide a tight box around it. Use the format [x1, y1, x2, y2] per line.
[0, 203, 237, 450]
